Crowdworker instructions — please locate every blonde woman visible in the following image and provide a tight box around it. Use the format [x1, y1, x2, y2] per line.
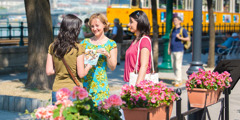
[80, 13, 117, 105]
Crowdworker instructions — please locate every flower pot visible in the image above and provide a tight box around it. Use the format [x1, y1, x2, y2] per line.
[187, 88, 222, 108]
[122, 103, 173, 120]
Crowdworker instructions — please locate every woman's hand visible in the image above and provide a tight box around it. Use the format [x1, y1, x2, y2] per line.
[97, 48, 110, 58]
[85, 64, 92, 70]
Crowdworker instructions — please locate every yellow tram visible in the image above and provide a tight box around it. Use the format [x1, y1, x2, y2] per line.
[107, 0, 240, 35]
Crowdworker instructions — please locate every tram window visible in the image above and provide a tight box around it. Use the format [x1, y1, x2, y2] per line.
[142, 0, 151, 8]
[158, 0, 166, 8]
[224, 0, 230, 12]
[236, 0, 240, 13]
[173, 0, 185, 10]
[202, 0, 208, 11]
[185, 0, 193, 10]
[213, 0, 223, 12]
[110, 0, 130, 8]
[132, 0, 137, 6]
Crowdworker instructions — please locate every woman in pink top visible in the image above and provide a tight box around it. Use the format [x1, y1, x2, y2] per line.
[124, 10, 152, 85]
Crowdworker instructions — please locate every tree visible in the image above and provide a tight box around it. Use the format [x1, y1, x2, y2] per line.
[207, 0, 215, 68]
[151, 0, 159, 72]
[24, 0, 54, 90]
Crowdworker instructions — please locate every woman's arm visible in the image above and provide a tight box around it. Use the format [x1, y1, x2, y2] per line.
[136, 48, 150, 85]
[97, 48, 117, 71]
[46, 53, 55, 75]
[77, 54, 92, 78]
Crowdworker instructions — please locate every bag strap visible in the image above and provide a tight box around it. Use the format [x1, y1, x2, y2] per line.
[62, 58, 80, 87]
[134, 36, 155, 73]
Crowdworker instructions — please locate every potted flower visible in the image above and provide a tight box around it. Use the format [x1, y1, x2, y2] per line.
[186, 69, 232, 108]
[33, 86, 123, 120]
[120, 80, 179, 120]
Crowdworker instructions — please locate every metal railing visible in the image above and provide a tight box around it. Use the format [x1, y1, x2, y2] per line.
[168, 88, 226, 120]
[1, 22, 240, 45]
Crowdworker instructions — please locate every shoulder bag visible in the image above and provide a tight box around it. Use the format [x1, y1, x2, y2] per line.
[62, 58, 81, 87]
[129, 36, 159, 86]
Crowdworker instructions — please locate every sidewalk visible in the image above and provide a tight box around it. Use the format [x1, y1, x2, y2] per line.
[1, 53, 240, 119]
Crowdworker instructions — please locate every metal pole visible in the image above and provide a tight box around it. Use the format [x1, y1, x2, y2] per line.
[158, 0, 173, 72]
[224, 88, 230, 120]
[187, 0, 204, 75]
[19, 22, 24, 46]
[187, 0, 204, 119]
[8, 24, 12, 40]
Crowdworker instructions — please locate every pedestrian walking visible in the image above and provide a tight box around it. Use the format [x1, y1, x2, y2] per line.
[111, 18, 123, 65]
[46, 14, 92, 104]
[168, 16, 190, 87]
[80, 13, 117, 105]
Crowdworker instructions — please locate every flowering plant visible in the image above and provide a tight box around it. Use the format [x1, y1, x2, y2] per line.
[120, 80, 179, 109]
[34, 86, 123, 120]
[186, 69, 232, 90]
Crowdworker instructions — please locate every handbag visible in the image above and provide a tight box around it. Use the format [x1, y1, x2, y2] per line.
[62, 58, 82, 87]
[129, 36, 159, 86]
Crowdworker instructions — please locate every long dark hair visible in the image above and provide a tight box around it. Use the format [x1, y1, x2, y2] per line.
[129, 10, 150, 41]
[53, 14, 82, 59]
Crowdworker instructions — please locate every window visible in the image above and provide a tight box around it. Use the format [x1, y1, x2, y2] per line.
[203, 0, 219, 12]
[236, 0, 240, 13]
[202, 0, 208, 11]
[223, 0, 230, 12]
[185, 0, 193, 10]
[142, 0, 151, 8]
[173, 0, 185, 10]
[213, 0, 223, 12]
[158, 0, 166, 8]
[110, 0, 130, 8]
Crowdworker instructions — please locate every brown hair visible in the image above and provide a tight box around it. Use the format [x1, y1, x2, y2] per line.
[89, 13, 110, 32]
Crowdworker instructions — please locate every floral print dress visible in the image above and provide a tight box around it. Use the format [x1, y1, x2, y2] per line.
[80, 38, 117, 105]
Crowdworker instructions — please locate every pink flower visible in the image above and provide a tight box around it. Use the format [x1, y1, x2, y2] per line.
[54, 116, 65, 120]
[56, 88, 71, 101]
[35, 107, 48, 119]
[72, 86, 88, 100]
[108, 94, 123, 106]
[55, 99, 74, 107]
[151, 97, 156, 103]
[171, 95, 176, 101]
[196, 80, 202, 85]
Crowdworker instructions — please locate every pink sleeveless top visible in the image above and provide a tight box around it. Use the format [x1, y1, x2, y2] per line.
[124, 36, 152, 82]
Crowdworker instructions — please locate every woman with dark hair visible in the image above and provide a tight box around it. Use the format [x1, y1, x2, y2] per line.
[80, 13, 117, 105]
[124, 10, 153, 85]
[46, 14, 92, 103]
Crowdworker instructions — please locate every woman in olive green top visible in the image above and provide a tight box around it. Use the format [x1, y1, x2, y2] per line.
[46, 14, 92, 103]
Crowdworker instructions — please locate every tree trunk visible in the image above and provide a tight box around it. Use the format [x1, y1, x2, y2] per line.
[207, 0, 215, 68]
[151, 0, 159, 72]
[24, 0, 54, 90]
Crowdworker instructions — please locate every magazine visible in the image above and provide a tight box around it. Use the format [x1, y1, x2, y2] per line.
[84, 49, 100, 66]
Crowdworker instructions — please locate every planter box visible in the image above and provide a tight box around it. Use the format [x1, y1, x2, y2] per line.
[187, 88, 221, 108]
[122, 103, 173, 120]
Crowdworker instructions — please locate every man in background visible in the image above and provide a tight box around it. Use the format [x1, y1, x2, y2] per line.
[82, 18, 94, 38]
[111, 18, 123, 65]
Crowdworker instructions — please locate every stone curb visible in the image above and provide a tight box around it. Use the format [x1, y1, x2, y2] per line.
[0, 95, 50, 113]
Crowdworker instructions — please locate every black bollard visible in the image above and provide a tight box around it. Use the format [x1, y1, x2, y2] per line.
[176, 88, 182, 120]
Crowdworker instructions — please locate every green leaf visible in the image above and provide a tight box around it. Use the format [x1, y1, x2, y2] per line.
[53, 109, 60, 118]
[62, 109, 68, 117]
[66, 114, 73, 120]
[69, 106, 78, 113]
